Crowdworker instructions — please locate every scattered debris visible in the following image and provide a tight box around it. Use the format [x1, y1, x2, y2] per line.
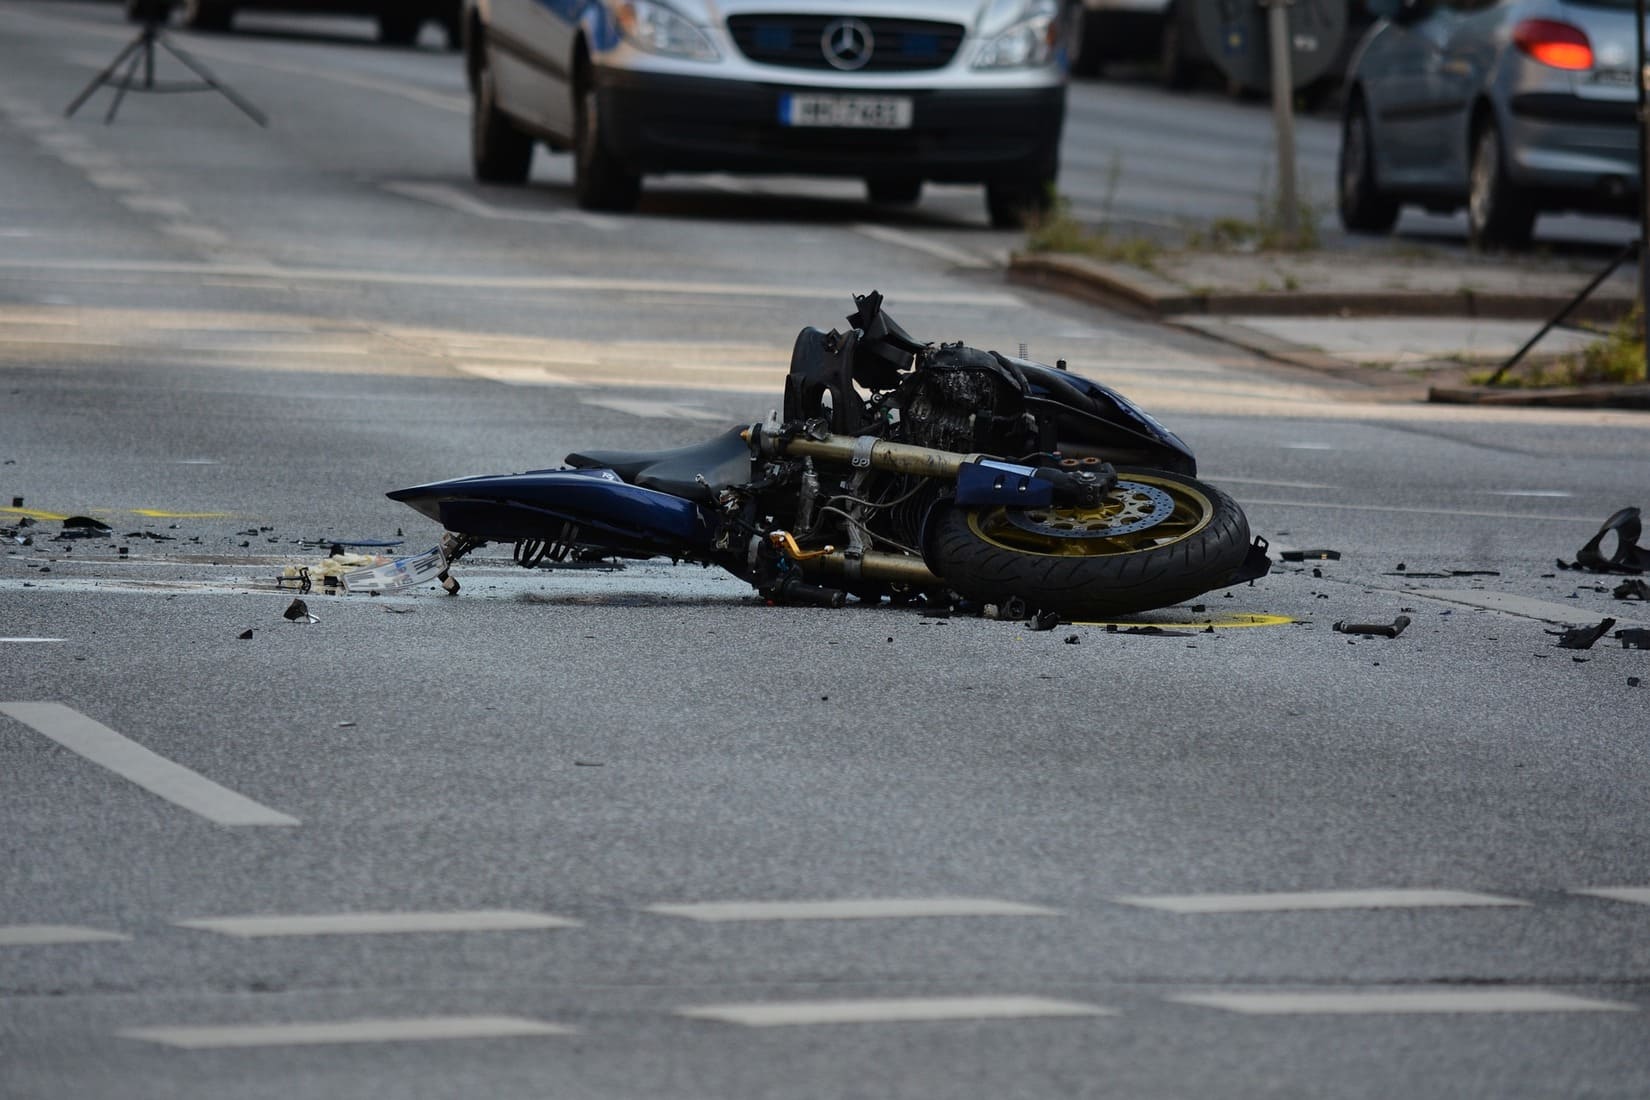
[237, 629, 254, 640]
[574, 761, 604, 767]
[337, 721, 356, 728]
[56, 516, 112, 540]
[1630, 677, 1642, 688]
[1616, 628, 1650, 650]
[1064, 634, 1081, 645]
[1546, 618, 1616, 650]
[1026, 610, 1061, 631]
[282, 598, 318, 624]
[1106, 624, 1194, 637]
[1562, 507, 1650, 573]
[1615, 579, 1650, 601]
[1451, 570, 1501, 577]
[1281, 549, 1340, 562]
[1333, 616, 1412, 639]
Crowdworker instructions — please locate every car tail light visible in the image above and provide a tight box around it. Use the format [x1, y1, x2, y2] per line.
[1512, 19, 1594, 71]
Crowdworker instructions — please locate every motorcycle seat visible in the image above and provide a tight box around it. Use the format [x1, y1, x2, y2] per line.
[565, 426, 752, 503]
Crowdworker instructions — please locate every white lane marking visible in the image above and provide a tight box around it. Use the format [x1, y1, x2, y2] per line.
[850, 223, 992, 269]
[176, 910, 580, 937]
[1171, 990, 1634, 1015]
[119, 196, 191, 217]
[677, 996, 1112, 1027]
[0, 258, 1020, 306]
[1573, 887, 1650, 906]
[1113, 889, 1530, 914]
[0, 702, 299, 827]
[1, 638, 66, 644]
[1203, 476, 1338, 491]
[1282, 442, 1336, 450]
[1239, 499, 1604, 525]
[381, 181, 621, 231]
[579, 397, 726, 421]
[119, 1016, 575, 1049]
[649, 898, 1061, 922]
[0, 925, 130, 946]
[1410, 590, 1646, 629]
[1487, 490, 1573, 498]
[455, 364, 576, 386]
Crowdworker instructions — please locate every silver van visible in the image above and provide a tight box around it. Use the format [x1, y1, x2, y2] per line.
[463, 0, 1068, 226]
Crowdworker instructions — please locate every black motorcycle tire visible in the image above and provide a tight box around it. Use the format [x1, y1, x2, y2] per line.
[924, 467, 1254, 619]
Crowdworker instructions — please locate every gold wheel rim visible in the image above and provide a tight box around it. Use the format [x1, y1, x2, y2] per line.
[967, 474, 1215, 558]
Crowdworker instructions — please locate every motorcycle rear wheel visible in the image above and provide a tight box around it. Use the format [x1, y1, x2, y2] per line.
[925, 468, 1254, 618]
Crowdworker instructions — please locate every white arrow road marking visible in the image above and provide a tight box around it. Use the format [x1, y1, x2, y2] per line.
[677, 996, 1113, 1027]
[648, 898, 1060, 922]
[1112, 889, 1530, 914]
[1171, 990, 1634, 1015]
[0, 925, 129, 946]
[0, 702, 299, 827]
[119, 1016, 576, 1049]
[176, 911, 580, 937]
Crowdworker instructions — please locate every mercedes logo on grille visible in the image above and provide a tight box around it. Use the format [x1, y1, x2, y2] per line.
[821, 17, 874, 71]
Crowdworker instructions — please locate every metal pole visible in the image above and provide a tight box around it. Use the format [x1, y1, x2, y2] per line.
[1264, 0, 1298, 241]
[1638, 0, 1648, 375]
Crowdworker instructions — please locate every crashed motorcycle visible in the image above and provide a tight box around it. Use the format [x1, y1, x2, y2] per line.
[384, 292, 1269, 619]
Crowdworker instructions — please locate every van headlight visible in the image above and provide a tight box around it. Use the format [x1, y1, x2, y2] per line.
[973, 0, 1060, 69]
[614, 0, 719, 61]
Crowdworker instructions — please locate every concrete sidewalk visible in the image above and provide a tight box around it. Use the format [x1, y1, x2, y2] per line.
[1008, 247, 1650, 409]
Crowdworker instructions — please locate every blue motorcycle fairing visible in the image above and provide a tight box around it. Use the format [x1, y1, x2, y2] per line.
[1010, 358, 1198, 475]
[386, 468, 717, 550]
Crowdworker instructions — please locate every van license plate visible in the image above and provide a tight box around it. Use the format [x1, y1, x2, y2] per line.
[780, 94, 913, 129]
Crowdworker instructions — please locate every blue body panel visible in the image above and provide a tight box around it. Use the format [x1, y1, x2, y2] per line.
[387, 467, 716, 550]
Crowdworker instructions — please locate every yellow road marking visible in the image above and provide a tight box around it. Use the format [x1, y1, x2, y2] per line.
[130, 510, 232, 519]
[1075, 613, 1295, 629]
[1, 507, 71, 522]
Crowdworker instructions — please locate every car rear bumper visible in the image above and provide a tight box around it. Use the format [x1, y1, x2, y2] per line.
[1507, 100, 1639, 210]
[594, 68, 1065, 183]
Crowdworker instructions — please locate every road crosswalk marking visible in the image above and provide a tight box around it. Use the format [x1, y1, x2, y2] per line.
[0, 702, 299, 827]
[647, 898, 1060, 922]
[1112, 889, 1530, 914]
[1170, 990, 1635, 1015]
[0, 925, 129, 946]
[119, 1015, 575, 1049]
[175, 910, 580, 937]
[676, 996, 1112, 1027]
[1572, 887, 1650, 906]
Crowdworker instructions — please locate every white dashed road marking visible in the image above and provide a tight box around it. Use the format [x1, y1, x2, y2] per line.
[1573, 887, 1650, 906]
[648, 898, 1060, 922]
[175, 910, 580, 937]
[0, 925, 129, 946]
[0, 702, 299, 827]
[1171, 990, 1635, 1015]
[580, 397, 728, 421]
[119, 1016, 576, 1049]
[677, 996, 1113, 1027]
[1112, 889, 1530, 914]
[1, 638, 65, 643]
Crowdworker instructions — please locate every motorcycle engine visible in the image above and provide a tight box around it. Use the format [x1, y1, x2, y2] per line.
[901, 343, 1035, 457]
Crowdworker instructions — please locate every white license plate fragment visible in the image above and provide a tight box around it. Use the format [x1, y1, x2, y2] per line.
[342, 546, 446, 593]
[780, 94, 913, 129]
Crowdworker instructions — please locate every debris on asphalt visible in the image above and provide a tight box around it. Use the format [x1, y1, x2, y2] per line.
[1614, 579, 1650, 601]
[1106, 625, 1195, 637]
[1615, 628, 1650, 650]
[237, 629, 254, 640]
[1025, 609, 1061, 631]
[282, 598, 318, 623]
[1281, 549, 1341, 561]
[1630, 677, 1643, 688]
[56, 516, 111, 539]
[1546, 618, 1616, 650]
[1333, 615, 1412, 639]
[1561, 507, 1650, 573]
[1064, 634, 1081, 644]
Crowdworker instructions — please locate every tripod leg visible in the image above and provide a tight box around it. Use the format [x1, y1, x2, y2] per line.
[157, 35, 268, 127]
[64, 34, 145, 118]
[104, 43, 148, 124]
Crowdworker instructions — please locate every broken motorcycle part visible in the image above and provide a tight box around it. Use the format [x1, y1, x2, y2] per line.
[1546, 618, 1616, 650]
[1614, 579, 1650, 601]
[282, 598, 318, 623]
[1333, 616, 1411, 639]
[1570, 507, 1650, 573]
[1615, 628, 1650, 650]
[1281, 549, 1340, 562]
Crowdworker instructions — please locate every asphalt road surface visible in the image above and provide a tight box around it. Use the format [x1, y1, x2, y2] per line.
[2, 4, 1648, 1098]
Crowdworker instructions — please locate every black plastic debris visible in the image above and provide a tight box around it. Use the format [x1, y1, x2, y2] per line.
[1281, 549, 1341, 562]
[57, 516, 112, 539]
[1566, 507, 1650, 573]
[1616, 628, 1650, 650]
[237, 629, 254, 640]
[1027, 610, 1061, 631]
[1064, 634, 1081, 645]
[282, 598, 317, 623]
[1615, 579, 1650, 601]
[1334, 616, 1411, 639]
[1546, 618, 1616, 650]
[1630, 677, 1643, 688]
[1106, 624, 1194, 637]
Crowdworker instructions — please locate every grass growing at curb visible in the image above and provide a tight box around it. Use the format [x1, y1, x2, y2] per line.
[1024, 195, 1162, 269]
[1472, 307, 1647, 388]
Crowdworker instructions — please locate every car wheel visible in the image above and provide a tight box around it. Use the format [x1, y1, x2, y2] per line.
[1468, 119, 1535, 250]
[1338, 98, 1399, 234]
[180, 0, 233, 31]
[574, 81, 641, 213]
[471, 49, 533, 184]
[985, 180, 1053, 230]
[379, 12, 423, 46]
[1159, 3, 1194, 90]
[866, 178, 922, 205]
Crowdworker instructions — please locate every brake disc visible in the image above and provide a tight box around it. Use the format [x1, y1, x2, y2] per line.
[1003, 479, 1176, 539]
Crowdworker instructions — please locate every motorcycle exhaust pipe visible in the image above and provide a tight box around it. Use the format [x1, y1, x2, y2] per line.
[805, 549, 941, 587]
[751, 426, 980, 480]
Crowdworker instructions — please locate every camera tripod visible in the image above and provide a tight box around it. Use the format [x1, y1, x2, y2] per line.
[64, 17, 266, 126]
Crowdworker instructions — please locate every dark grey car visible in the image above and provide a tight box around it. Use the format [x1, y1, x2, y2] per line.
[1339, 0, 1642, 248]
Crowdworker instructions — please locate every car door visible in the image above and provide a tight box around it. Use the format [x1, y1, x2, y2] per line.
[1430, 0, 1507, 190]
[1357, 0, 1463, 185]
